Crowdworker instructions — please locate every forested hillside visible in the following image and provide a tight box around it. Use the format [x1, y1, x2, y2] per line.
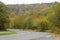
[7, 2, 57, 14]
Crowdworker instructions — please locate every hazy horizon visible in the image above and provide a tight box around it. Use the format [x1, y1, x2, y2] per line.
[0, 0, 60, 4]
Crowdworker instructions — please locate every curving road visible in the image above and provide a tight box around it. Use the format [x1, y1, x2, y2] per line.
[0, 29, 59, 40]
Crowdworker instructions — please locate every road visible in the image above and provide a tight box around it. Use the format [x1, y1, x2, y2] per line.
[0, 29, 59, 40]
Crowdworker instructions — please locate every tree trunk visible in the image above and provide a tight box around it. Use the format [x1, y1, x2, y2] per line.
[0, 23, 6, 31]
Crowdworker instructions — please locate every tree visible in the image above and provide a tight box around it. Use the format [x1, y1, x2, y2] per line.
[0, 2, 9, 31]
[9, 12, 16, 28]
[50, 3, 60, 27]
[14, 14, 25, 29]
[48, 3, 60, 34]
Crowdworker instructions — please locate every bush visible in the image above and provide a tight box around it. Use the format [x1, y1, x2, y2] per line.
[38, 21, 48, 32]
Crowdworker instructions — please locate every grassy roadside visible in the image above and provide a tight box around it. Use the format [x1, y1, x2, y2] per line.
[46, 30, 60, 40]
[0, 31, 16, 36]
[50, 33, 60, 39]
[49, 33, 60, 40]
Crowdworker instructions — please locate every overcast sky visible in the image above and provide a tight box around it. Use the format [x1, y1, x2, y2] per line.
[0, 0, 60, 4]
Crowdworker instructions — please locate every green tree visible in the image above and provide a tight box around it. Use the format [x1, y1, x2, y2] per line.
[49, 3, 60, 28]
[0, 2, 9, 31]
[48, 3, 60, 34]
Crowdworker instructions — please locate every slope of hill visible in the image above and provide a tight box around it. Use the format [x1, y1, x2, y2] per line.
[7, 2, 58, 14]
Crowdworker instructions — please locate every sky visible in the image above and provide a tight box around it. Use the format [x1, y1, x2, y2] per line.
[0, 0, 60, 4]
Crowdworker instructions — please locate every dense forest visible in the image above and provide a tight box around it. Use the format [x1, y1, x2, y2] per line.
[0, 1, 60, 35]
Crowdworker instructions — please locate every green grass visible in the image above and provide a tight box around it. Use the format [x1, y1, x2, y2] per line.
[0, 31, 16, 36]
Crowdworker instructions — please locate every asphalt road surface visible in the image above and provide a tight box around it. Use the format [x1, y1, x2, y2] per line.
[0, 29, 59, 40]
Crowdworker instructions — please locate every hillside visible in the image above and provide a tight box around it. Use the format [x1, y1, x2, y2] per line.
[7, 2, 58, 14]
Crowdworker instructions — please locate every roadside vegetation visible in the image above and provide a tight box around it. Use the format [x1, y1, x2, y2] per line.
[0, 31, 16, 36]
[0, 1, 60, 36]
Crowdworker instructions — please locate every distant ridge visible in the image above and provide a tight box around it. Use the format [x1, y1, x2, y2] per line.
[7, 2, 59, 14]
